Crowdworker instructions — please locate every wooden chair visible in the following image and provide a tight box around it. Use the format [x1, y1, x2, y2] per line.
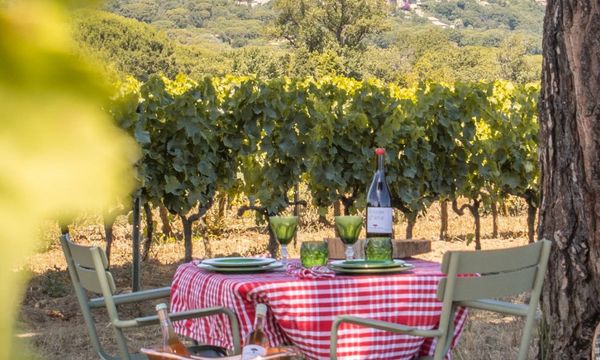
[60, 234, 242, 360]
[330, 240, 552, 360]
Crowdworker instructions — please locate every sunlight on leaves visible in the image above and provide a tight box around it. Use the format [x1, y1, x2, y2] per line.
[0, 1, 137, 357]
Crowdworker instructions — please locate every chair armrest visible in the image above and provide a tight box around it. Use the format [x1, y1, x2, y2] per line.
[88, 287, 171, 308]
[457, 299, 529, 317]
[115, 307, 242, 355]
[333, 316, 443, 337]
[330, 316, 443, 359]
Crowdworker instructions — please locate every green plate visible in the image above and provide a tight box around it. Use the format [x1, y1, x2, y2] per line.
[202, 257, 276, 268]
[197, 261, 283, 273]
[330, 259, 406, 269]
[329, 263, 415, 275]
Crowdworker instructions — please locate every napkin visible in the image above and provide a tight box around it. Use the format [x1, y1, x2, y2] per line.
[286, 262, 335, 279]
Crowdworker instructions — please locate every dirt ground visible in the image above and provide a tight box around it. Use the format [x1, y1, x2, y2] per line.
[17, 201, 541, 359]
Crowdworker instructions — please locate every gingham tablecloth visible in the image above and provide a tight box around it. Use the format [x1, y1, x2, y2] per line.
[170, 259, 467, 360]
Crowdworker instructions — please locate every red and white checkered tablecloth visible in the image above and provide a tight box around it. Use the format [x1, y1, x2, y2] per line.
[170, 259, 467, 360]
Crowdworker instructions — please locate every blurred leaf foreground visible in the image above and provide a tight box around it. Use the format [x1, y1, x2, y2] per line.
[0, 0, 137, 358]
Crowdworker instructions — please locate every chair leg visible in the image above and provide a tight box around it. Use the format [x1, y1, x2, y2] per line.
[330, 317, 343, 360]
[114, 327, 132, 360]
[432, 335, 447, 360]
[517, 314, 536, 360]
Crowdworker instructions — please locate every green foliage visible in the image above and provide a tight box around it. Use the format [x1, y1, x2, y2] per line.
[422, 0, 544, 33]
[497, 35, 541, 83]
[73, 10, 178, 80]
[76, 2, 544, 85]
[112, 74, 540, 228]
[1, 0, 137, 355]
[39, 266, 70, 298]
[272, 0, 390, 52]
[229, 46, 290, 78]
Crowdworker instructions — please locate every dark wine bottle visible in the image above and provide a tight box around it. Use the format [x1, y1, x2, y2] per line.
[366, 148, 394, 238]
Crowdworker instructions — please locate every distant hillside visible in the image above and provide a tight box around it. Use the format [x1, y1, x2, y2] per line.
[104, 0, 545, 50]
[87, 0, 544, 84]
[412, 0, 545, 34]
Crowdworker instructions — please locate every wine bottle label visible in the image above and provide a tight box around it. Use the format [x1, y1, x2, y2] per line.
[367, 207, 393, 233]
[242, 344, 267, 359]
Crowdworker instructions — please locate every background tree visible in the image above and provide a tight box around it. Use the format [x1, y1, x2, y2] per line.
[538, 0, 600, 358]
[272, 0, 389, 52]
[73, 10, 177, 80]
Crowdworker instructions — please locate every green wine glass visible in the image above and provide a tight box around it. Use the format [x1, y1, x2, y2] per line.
[334, 216, 363, 260]
[269, 216, 298, 264]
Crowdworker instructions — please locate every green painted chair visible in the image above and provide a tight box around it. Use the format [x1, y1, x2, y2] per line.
[60, 234, 242, 360]
[330, 240, 552, 360]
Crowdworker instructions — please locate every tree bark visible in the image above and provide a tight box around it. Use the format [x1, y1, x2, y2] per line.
[440, 200, 448, 241]
[405, 212, 416, 240]
[142, 202, 154, 261]
[181, 216, 193, 262]
[158, 204, 173, 238]
[216, 193, 228, 228]
[491, 201, 499, 238]
[452, 198, 482, 250]
[539, 1, 600, 358]
[103, 218, 114, 267]
[526, 197, 537, 244]
[293, 184, 300, 247]
[267, 225, 278, 259]
[333, 201, 341, 217]
[470, 199, 481, 250]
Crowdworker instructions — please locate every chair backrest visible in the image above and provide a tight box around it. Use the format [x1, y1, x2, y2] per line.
[435, 239, 551, 360]
[437, 240, 551, 302]
[60, 234, 130, 360]
[64, 236, 117, 295]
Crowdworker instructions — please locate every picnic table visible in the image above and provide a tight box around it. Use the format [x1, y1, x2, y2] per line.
[169, 259, 467, 360]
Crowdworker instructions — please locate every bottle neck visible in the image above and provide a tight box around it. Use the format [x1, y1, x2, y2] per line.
[157, 308, 177, 340]
[254, 314, 265, 330]
[377, 154, 385, 173]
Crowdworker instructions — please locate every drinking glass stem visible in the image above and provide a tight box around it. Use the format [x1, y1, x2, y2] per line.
[281, 244, 289, 265]
[345, 245, 354, 260]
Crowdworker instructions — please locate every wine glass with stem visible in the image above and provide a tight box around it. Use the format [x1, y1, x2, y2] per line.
[334, 216, 363, 260]
[269, 216, 298, 265]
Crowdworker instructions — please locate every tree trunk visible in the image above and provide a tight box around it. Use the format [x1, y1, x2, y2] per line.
[158, 204, 173, 238]
[267, 225, 278, 258]
[469, 199, 481, 250]
[501, 200, 508, 216]
[539, 1, 600, 358]
[181, 216, 193, 262]
[293, 184, 300, 247]
[405, 212, 416, 240]
[103, 218, 114, 266]
[216, 193, 228, 229]
[527, 198, 537, 244]
[202, 226, 212, 258]
[440, 200, 448, 241]
[131, 194, 141, 292]
[142, 202, 153, 261]
[491, 201, 499, 238]
[333, 201, 341, 216]
[452, 198, 482, 250]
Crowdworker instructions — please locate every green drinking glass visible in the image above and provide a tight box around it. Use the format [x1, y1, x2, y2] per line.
[365, 237, 393, 262]
[300, 241, 329, 268]
[334, 216, 363, 260]
[269, 216, 298, 264]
